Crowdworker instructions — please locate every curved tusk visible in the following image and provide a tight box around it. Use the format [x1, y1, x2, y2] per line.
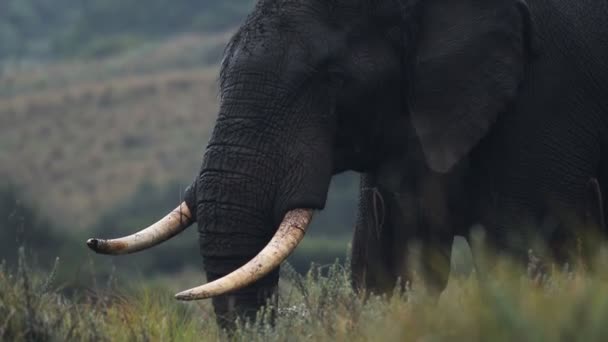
[175, 208, 313, 301]
[86, 202, 194, 255]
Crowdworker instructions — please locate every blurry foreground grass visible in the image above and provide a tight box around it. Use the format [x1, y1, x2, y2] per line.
[3, 247, 608, 341]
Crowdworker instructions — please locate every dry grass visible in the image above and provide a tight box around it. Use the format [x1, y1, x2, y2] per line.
[4, 246, 608, 341]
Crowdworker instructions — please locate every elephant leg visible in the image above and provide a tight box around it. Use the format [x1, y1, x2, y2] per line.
[389, 231, 453, 297]
[576, 178, 606, 269]
[419, 171, 464, 295]
[412, 238, 453, 297]
[584, 178, 606, 234]
[543, 178, 607, 271]
[351, 174, 396, 294]
[392, 174, 455, 297]
[351, 171, 456, 297]
[473, 175, 608, 279]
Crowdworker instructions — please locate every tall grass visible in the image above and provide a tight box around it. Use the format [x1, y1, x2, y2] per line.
[3, 246, 608, 341]
[0, 247, 213, 341]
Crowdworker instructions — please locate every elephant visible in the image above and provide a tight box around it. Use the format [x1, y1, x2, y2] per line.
[87, 0, 608, 328]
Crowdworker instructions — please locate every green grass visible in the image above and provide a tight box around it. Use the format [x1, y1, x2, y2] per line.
[4, 246, 608, 341]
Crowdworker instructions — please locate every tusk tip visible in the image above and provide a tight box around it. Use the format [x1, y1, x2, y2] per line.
[86, 238, 116, 254]
[174, 291, 196, 301]
[175, 288, 213, 301]
[86, 238, 101, 251]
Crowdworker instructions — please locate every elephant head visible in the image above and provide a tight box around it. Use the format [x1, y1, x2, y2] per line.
[87, 0, 531, 326]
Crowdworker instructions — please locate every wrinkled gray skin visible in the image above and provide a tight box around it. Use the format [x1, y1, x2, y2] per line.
[180, 0, 608, 327]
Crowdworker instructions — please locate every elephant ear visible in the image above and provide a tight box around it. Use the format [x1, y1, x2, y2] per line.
[408, 0, 531, 172]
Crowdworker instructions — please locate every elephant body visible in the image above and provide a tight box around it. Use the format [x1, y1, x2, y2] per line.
[90, 0, 608, 328]
[197, 0, 608, 323]
[353, 0, 608, 294]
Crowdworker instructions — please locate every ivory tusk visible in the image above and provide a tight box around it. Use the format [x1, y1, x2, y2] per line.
[86, 202, 194, 255]
[174, 208, 313, 301]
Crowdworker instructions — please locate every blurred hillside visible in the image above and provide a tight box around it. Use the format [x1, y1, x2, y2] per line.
[1, 38, 222, 229]
[0, 31, 360, 232]
[0, 0, 254, 62]
[1, 0, 261, 229]
[0, 0, 361, 275]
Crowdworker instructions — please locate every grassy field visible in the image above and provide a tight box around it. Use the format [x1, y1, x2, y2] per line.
[3, 246, 608, 342]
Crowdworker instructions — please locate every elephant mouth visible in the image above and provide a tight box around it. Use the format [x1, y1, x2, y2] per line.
[86, 204, 313, 300]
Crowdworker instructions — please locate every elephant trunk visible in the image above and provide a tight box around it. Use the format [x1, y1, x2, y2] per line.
[187, 94, 334, 323]
[191, 139, 295, 324]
